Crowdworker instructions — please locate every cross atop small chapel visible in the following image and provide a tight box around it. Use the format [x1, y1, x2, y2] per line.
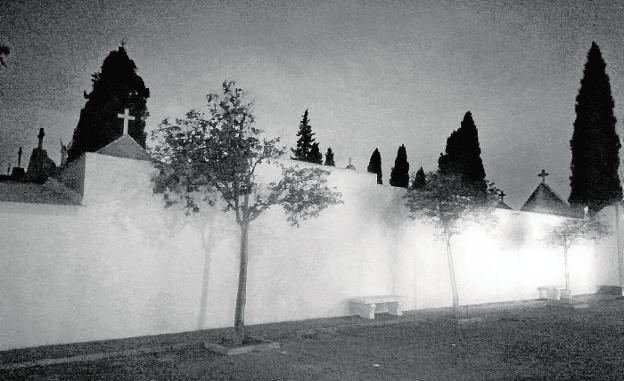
[538, 169, 549, 184]
[499, 191, 506, 202]
[117, 108, 135, 136]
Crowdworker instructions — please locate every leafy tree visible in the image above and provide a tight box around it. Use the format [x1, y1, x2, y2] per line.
[569, 42, 622, 213]
[291, 109, 316, 162]
[367, 148, 383, 184]
[404, 171, 498, 315]
[438, 111, 486, 194]
[151, 81, 342, 342]
[324, 147, 335, 166]
[389, 145, 409, 187]
[544, 213, 608, 294]
[67, 46, 150, 161]
[309, 142, 323, 164]
[0, 44, 9, 67]
[412, 167, 426, 189]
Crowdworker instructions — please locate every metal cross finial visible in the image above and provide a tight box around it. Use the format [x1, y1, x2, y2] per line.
[121, 38, 126, 48]
[37, 128, 45, 149]
[499, 191, 506, 202]
[117, 108, 135, 135]
[17, 147, 22, 167]
[538, 169, 549, 184]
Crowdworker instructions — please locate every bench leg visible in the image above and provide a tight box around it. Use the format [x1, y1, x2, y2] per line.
[350, 302, 376, 319]
[388, 302, 402, 316]
[362, 303, 376, 319]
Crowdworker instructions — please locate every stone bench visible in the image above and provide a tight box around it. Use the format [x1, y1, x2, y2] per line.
[348, 295, 404, 319]
[537, 286, 571, 300]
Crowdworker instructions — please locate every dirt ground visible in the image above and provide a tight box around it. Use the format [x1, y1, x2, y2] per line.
[4, 298, 624, 380]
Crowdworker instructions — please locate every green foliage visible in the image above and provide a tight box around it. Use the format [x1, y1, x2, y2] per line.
[67, 46, 150, 161]
[438, 111, 486, 194]
[324, 147, 335, 166]
[291, 109, 318, 162]
[412, 167, 426, 189]
[389, 145, 409, 187]
[0, 44, 9, 67]
[309, 142, 323, 164]
[151, 81, 343, 226]
[367, 148, 382, 185]
[404, 171, 499, 238]
[569, 42, 622, 213]
[544, 215, 609, 251]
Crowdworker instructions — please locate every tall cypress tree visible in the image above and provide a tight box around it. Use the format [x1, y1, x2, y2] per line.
[67, 46, 149, 161]
[438, 111, 486, 193]
[324, 147, 335, 166]
[569, 42, 622, 213]
[291, 109, 316, 162]
[389, 145, 409, 187]
[412, 166, 426, 189]
[367, 148, 383, 184]
[309, 142, 323, 164]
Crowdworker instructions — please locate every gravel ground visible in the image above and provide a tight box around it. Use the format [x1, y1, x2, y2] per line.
[3, 298, 624, 380]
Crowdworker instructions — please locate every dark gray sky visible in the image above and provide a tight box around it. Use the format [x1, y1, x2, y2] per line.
[2, 0, 624, 208]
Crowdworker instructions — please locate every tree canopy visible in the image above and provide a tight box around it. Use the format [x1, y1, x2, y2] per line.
[367, 148, 383, 184]
[291, 109, 318, 163]
[309, 142, 323, 164]
[438, 111, 486, 194]
[324, 147, 335, 166]
[67, 46, 150, 161]
[569, 42, 622, 213]
[389, 145, 409, 187]
[412, 167, 426, 189]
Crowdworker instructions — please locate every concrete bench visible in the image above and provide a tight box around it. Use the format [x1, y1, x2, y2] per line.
[537, 286, 571, 300]
[348, 295, 404, 319]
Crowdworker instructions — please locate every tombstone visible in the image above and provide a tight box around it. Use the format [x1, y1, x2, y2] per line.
[25, 128, 57, 183]
[10, 147, 26, 180]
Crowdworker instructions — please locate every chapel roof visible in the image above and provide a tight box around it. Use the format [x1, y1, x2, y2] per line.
[96, 135, 153, 162]
[520, 182, 575, 217]
[496, 201, 513, 210]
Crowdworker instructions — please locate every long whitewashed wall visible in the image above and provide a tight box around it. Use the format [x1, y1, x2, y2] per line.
[0, 152, 615, 351]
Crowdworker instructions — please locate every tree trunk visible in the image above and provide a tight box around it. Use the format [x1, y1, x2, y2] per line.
[445, 237, 460, 313]
[233, 221, 249, 342]
[563, 246, 570, 292]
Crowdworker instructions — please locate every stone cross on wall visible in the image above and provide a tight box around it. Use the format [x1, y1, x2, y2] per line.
[117, 108, 135, 135]
[538, 169, 549, 184]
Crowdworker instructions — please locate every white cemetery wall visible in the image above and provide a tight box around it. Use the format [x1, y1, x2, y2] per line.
[0, 152, 606, 351]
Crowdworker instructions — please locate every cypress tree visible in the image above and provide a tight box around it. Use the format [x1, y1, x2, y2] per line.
[367, 148, 383, 184]
[569, 42, 622, 213]
[438, 111, 486, 193]
[412, 167, 426, 189]
[389, 145, 409, 187]
[67, 46, 149, 161]
[324, 147, 335, 166]
[309, 142, 323, 164]
[291, 109, 316, 162]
